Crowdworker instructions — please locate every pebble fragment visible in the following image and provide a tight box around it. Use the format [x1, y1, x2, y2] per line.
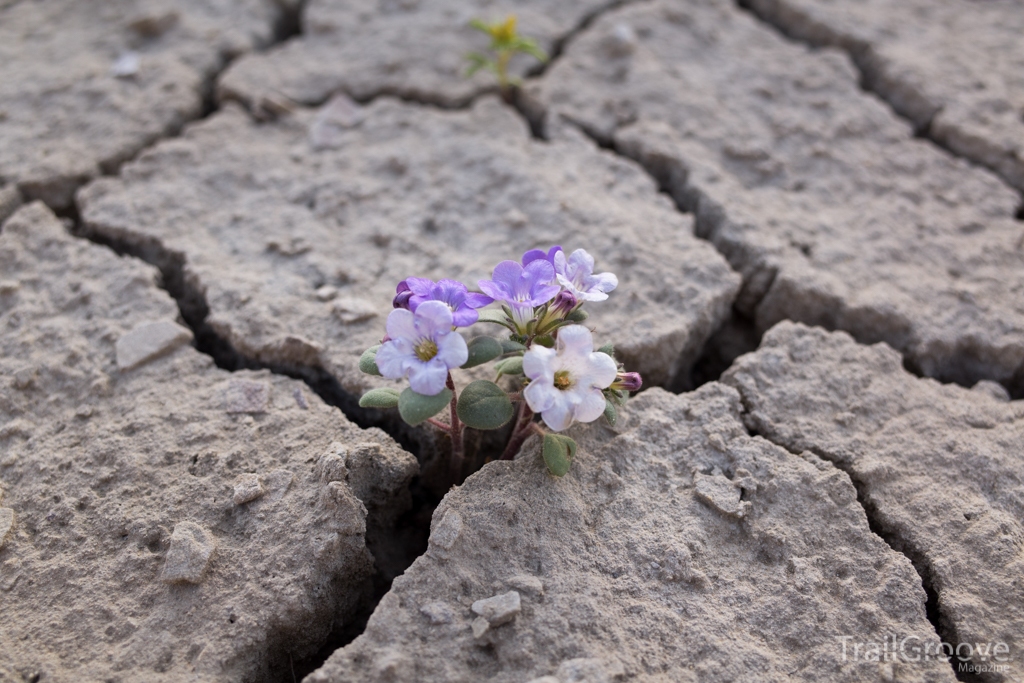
[161, 522, 215, 584]
[694, 472, 749, 519]
[233, 474, 265, 505]
[115, 320, 193, 371]
[471, 590, 521, 627]
[419, 601, 454, 625]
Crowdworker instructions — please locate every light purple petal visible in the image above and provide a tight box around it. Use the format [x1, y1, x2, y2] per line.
[521, 259, 555, 292]
[530, 282, 561, 306]
[414, 300, 454, 337]
[490, 260, 525, 289]
[524, 379, 556, 413]
[540, 395, 575, 432]
[522, 345, 556, 381]
[566, 249, 596, 277]
[435, 331, 469, 368]
[408, 359, 450, 396]
[478, 278, 512, 302]
[385, 308, 417, 342]
[404, 277, 434, 296]
[463, 292, 494, 309]
[451, 308, 480, 327]
[556, 325, 595, 356]
[575, 389, 607, 424]
[587, 272, 618, 293]
[374, 339, 412, 380]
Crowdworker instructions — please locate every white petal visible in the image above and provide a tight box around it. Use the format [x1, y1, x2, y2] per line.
[581, 352, 618, 389]
[524, 379, 556, 413]
[522, 345, 557, 381]
[385, 308, 417, 342]
[556, 325, 595, 356]
[435, 330, 468, 368]
[415, 300, 454, 337]
[407, 359, 450, 396]
[540, 394, 575, 432]
[374, 340, 412, 380]
[574, 388, 607, 424]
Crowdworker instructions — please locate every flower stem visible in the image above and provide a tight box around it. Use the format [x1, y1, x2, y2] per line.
[447, 373, 464, 470]
[426, 418, 450, 432]
[500, 400, 535, 460]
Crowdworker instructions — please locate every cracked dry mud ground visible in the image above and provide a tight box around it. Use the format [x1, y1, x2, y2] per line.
[1, 0, 1022, 682]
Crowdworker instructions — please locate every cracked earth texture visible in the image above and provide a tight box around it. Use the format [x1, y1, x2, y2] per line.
[1, 0, 1022, 681]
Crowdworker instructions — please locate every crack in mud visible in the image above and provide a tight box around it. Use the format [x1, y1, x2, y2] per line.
[735, 0, 1021, 205]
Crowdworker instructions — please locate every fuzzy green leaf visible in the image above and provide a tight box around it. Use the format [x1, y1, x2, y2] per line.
[398, 388, 452, 426]
[462, 336, 504, 369]
[533, 334, 555, 348]
[566, 308, 589, 322]
[457, 380, 515, 430]
[596, 342, 615, 358]
[358, 387, 400, 409]
[542, 434, 577, 477]
[476, 308, 514, 329]
[602, 399, 617, 427]
[495, 356, 524, 377]
[359, 345, 382, 376]
[500, 339, 527, 354]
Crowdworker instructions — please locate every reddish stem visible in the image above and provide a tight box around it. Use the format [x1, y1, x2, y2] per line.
[500, 400, 536, 460]
[447, 373, 464, 469]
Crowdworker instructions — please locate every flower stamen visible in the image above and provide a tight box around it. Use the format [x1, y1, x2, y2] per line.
[553, 369, 573, 390]
[415, 339, 439, 362]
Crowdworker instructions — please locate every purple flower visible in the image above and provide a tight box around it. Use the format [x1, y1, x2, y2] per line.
[393, 278, 490, 327]
[522, 245, 562, 269]
[478, 260, 561, 326]
[554, 249, 618, 302]
[375, 301, 469, 395]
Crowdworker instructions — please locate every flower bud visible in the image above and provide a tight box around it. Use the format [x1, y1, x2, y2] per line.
[611, 371, 642, 392]
[551, 290, 578, 317]
[393, 281, 413, 310]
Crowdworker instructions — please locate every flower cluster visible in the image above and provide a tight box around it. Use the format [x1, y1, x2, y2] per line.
[358, 246, 640, 477]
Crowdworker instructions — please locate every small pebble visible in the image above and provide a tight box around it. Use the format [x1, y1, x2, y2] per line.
[471, 616, 489, 639]
[232, 474, 265, 505]
[419, 601, 454, 625]
[471, 590, 521, 627]
[111, 51, 141, 78]
[429, 510, 463, 550]
[116, 320, 192, 371]
[161, 522, 215, 584]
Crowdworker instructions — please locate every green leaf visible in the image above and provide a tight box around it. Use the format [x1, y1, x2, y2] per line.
[512, 37, 549, 62]
[462, 336, 504, 369]
[533, 334, 554, 348]
[596, 342, 615, 358]
[566, 308, 589, 322]
[500, 339, 527, 354]
[358, 387, 400, 409]
[359, 345, 382, 376]
[398, 388, 452, 426]
[457, 380, 515, 430]
[465, 52, 492, 77]
[476, 308, 514, 329]
[495, 356, 524, 377]
[602, 399, 617, 427]
[468, 18, 491, 33]
[542, 434, 577, 477]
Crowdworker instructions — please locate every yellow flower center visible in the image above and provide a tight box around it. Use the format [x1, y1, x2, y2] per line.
[415, 339, 438, 362]
[553, 370, 573, 390]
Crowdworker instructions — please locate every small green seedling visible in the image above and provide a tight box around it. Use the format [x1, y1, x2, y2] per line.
[466, 15, 548, 101]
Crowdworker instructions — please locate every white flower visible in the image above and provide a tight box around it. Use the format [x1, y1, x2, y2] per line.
[522, 325, 617, 431]
[375, 301, 468, 395]
[554, 248, 618, 302]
